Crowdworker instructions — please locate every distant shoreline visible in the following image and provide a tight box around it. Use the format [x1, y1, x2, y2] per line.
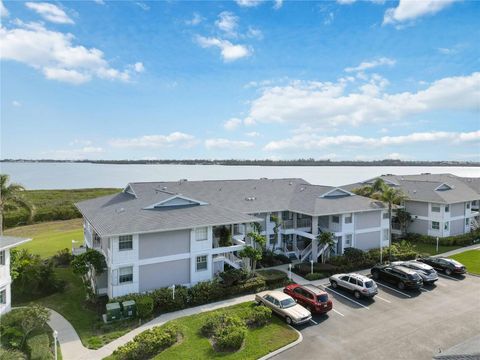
[1, 159, 479, 167]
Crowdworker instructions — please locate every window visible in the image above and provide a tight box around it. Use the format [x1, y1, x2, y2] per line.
[383, 212, 389, 219]
[445, 205, 449, 212]
[345, 234, 352, 246]
[119, 235, 133, 251]
[0, 250, 5, 265]
[444, 222, 449, 231]
[196, 255, 208, 271]
[431, 204, 441, 213]
[332, 216, 340, 224]
[466, 218, 470, 226]
[195, 227, 208, 241]
[431, 221, 440, 230]
[348, 277, 357, 285]
[467, 202, 471, 209]
[119, 266, 133, 284]
[345, 214, 352, 224]
[383, 229, 389, 241]
[0, 288, 5, 304]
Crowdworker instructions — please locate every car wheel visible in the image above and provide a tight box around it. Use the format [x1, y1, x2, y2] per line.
[285, 316, 292, 325]
[398, 281, 405, 290]
[354, 290, 361, 299]
[445, 268, 452, 276]
[331, 281, 338, 288]
[372, 271, 379, 280]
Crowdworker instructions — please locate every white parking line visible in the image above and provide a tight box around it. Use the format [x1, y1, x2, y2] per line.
[319, 285, 370, 309]
[375, 282, 412, 298]
[375, 295, 392, 303]
[333, 308, 345, 317]
[438, 273, 460, 281]
[310, 318, 318, 325]
[419, 288, 429, 292]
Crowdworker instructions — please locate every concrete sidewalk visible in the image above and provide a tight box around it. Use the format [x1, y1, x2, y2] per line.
[433, 243, 480, 257]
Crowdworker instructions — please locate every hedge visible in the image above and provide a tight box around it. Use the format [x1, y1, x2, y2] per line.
[136, 296, 154, 319]
[304, 272, 326, 281]
[0, 348, 27, 360]
[256, 269, 288, 287]
[112, 323, 179, 360]
[404, 230, 480, 247]
[27, 333, 53, 360]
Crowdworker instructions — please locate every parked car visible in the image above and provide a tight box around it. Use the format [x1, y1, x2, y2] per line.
[255, 290, 312, 325]
[329, 273, 378, 299]
[283, 284, 333, 314]
[392, 260, 438, 285]
[418, 257, 467, 275]
[371, 265, 423, 290]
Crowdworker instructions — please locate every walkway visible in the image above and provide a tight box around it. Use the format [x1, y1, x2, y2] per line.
[434, 243, 480, 257]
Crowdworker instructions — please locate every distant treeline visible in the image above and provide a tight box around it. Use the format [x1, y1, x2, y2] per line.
[2, 159, 479, 167]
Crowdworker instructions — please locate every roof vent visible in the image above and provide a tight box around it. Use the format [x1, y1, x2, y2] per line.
[300, 187, 305, 192]
[245, 196, 256, 201]
[178, 179, 188, 184]
[260, 177, 268, 180]
[289, 181, 293, 185]
[116, 208, 125, 214]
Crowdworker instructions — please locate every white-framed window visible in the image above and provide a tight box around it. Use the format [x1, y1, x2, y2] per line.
[332, 216, 340, 224]
[445, 205, 449, 212]
[119, 235, 133, 251]
[383, 212, 389, 219]
[119, 266, 133, 283]
[431, 221, 440, 230]
[345, 234, 353, 246]
[467, 202, 471, 209]
[444, 221, 449, 231]
[196, 255, 208, 272]
[0, 288, 6, 304]
[431, 204, 441, 213]
[0, 250, 5, 265]
[344, 214, 352, 224]
[195, 227, 208, 241]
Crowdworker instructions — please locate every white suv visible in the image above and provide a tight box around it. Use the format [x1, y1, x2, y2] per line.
[329, 273, 378, 299]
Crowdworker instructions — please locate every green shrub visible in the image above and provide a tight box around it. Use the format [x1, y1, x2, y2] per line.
[136, 296, 154, 319]
[304, 272, 326, 281]
[112, 323, 179, 360]
[27, 333, 53, 360]
[219, 269, 248, 287]
[246, 306, 272, 328]
[214, 326, 246, 352]
[201, 312, 223, 337]
[52, 248, 73, 267]
[0, 348, 27, 360]
[189, 280, 224, 306]
[150, 286, 189, 313]
[228, 276, 266, 296]
[256, 269, 288, 287]
[293, 262, 338, 277]
[404, 230, 479, 247]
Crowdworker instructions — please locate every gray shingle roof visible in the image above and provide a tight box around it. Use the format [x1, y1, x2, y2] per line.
[343, 173, 480, 204]
[76, 178, 386, 237]
[0, 236, 31, 250]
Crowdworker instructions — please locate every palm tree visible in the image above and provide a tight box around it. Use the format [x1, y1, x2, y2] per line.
[0, 174, 34, 233]
[352, 178, 385, 198]
[317, 231, 335, 263]
[372, 185, 407, 262]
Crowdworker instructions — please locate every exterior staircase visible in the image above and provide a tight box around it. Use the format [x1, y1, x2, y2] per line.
[471, 217, 479, 231]
[223, 252, 244, 269]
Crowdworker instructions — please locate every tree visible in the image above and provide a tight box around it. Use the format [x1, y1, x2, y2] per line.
[352, 178, 385, 198]
[269, 214, 281, 251]
[71, 248, 106, 276]
[317, 232, 335, 263]
[17, 306, 50, 347]
[0, 174, 34, 233]
[239, 246, 262, 274]
[395, 208, 412, 236]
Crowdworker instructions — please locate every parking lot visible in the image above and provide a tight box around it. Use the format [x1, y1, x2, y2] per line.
[274, 272, 480, 360]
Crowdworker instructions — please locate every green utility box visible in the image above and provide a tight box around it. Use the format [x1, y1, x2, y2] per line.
[122, 300, 136, 318]
[106, 302, 122, 322]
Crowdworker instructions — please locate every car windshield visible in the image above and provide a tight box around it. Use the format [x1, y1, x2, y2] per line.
[365, 280, 374, 288]
[317, 294, 329, 303]
[280, 298, 296, 308]
[424, 269, 435, 274]
[408, 273, 421, 280]
[450, 260, 463, 267]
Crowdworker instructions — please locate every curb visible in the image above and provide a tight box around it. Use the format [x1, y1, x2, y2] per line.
[258, 326, 303, 360]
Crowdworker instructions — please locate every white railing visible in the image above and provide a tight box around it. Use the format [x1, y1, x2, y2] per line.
[283, 219, 294, 229]
[224, 252, 243, 269]
[300, 242, 312, 262]
[297, 218, 312, 228]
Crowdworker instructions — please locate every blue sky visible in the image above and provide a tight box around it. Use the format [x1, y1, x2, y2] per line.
[1, 0, 479, 161]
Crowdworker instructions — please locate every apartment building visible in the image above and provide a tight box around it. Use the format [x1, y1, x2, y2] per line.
[344, 173, 480, 238]
[0, 236, 31, 314]
[76, 178, 389, 298]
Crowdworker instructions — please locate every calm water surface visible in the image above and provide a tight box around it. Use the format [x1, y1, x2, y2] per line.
[1, 162, 479, 190]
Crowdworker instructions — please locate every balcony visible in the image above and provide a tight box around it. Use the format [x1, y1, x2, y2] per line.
[297, 218, 312, 229]
[283, 219, 294, 229]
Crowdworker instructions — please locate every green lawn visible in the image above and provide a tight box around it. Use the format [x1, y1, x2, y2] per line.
[409, 242, 463, 256]
[154, 302, 299, 360]
[450, 249, 480, 275]
[4, 219, 84, 258]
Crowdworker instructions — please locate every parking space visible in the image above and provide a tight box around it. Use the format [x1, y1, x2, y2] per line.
[274, 272, 480, 360]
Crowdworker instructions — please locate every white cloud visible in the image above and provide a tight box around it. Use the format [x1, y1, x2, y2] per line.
[336, 0, 356, 4]
[224, 118, 242, 131]
[215, 11, 239, 36]
[245, 72, 479, 128]
[264, 131, 480, 151]
[273, 0, 283, 9]
[93, 0, 105, 4]
[186, 12, 203, 26]
[43, 146, 104, 160]
[25, 2, 74, 24]
[205, 138, 255, 150]
[245, 131, 260, 137]
[235, 0, 262, 7]
[133, 62, 145, 73]
[1, 0, 9, 17]
[379, 128, 389, 134]
[69, 139, 92, 146]
[196, 36, 251, 62]
[383, 0, 458, 25]
[109, 132, 196, 148]
[246, 26, 263, 39]
[0, 21, 141, 84]
[134, 2, 150, 11]
[324, 12, 334, 25]
[12, 100, 21, 107]
[345, 57, 396, 73]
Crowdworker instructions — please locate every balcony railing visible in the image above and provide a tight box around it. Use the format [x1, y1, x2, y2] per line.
[297, 218, 312, 228]
[283, 219, 294, 229]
